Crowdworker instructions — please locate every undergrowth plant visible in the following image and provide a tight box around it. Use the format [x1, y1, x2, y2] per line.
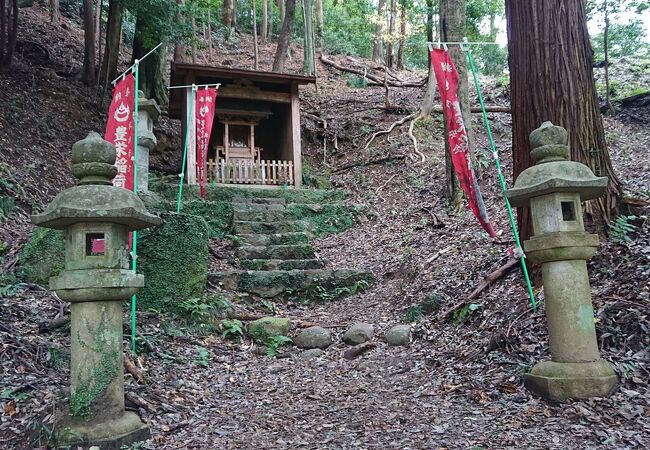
[610, 215, 637, 245]
[194, 346, 209, 367]
[452, 303, 481, 325]
[221, 319, 244, 341]
[265, 336, 292, 358]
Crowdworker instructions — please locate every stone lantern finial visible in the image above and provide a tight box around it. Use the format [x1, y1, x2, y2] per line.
[529, 121, 570, 164]
[71, 132, 118, 186]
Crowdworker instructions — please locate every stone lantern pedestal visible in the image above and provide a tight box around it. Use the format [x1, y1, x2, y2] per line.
[506, 122, 618, 401]
[32, 132, 161, 448]
[136, 92, 160, 193]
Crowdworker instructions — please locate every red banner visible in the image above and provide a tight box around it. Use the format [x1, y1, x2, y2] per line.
[105, 74, 136, 191]
[430, 49, 497, 238]
[195, 87, 218, 198]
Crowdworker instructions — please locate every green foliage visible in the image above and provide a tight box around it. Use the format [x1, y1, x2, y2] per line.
[0, 196, 16, 222]
[452, 303, 481, 325]
[403, 292, 442, 323]
[288, 203, 355, 235]
[302, 164, 334, 189]
[265, 335, 293, 358]
[404, 304, 424, 323]
[301, 278, 370, 303]
[322, 0, 375, 57]
[180, 200, 234, 237]
[194, 346, 210, 367]
[221, 319, 244, 340]
[138, 213, 209, 312]
[610, 215, 637, 245]
[0, 284, 21, 298]
[346, 75, 370, 88]
[472, 44, 508, 77]
[178, 297, 212, 318]
[591, 21, 650, 61]
[18, 228, 65, 285]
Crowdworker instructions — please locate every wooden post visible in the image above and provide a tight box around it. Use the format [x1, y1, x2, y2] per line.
[290, 82, 302, 187]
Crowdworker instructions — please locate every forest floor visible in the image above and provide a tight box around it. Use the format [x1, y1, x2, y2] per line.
[1, 5, 650, 450]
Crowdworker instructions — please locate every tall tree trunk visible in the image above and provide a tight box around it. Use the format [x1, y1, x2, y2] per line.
[132, 16, 168, 105]
[505, 0, 622, 240]
[272, 0, 295, 72]
[81, 0, 96, 85]
[191, 11, 197, 63]
[222, 0, 236, 33]
[302, 0, 314, 75]
[440, 0, 473, 206]
[603, 2, 614, 114]
[207, 9, 213, 59]
[372, 0, 385, 63]
[314, 0, 323, 49]
[267, 0, 273, 39]
[50, 0, 59, 25]
[278, 0, 285, 24]
[396, 1, 406, 70]
[261, 0, 267, 44]
[386, 0, 397, 68]
[95, 0, 103, 74]
[425, 0, 433, 42]
[98, 0, 121, 89]
[0, 0, 18, 69]
[174, 0, 187, 62]
[253, 0, 259, 69]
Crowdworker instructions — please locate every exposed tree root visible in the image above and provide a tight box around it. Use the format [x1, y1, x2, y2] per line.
[320, 54, 426, 87]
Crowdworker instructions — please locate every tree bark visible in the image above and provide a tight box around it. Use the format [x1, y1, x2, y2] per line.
[372, 0, 386, 63]
[132, 16, 168, 105]
[252, 0, 259, 69]
[50, 0, 60, 25]
[425, 0, 433, 42]
[272, 0, 295, 72]
[315, 0, 323, 48]
[98, 0, 121, 89]
[396, 1, 406, 70]
[302, 0, 314, 75]
[81, 0, 96, 85]
[603, 1, 614, 114]
[386, 0, 397, 68]
[505, 0, 622, 240]
[0, 0, 18, 69]
[278, 0, 285, 24]
[440, 0, 473, 205]
[207, 8, 212, 59]
[222, 0, 236, 32]
[174, 0, 187, 62]
[267, 0, 273, 39]
[261, 0, 267, 44]
[95, 0, 103, 74]
[191, 11, 197, 63]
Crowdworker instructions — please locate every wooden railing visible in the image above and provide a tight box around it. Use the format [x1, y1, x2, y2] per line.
[207, 158, 294, 185]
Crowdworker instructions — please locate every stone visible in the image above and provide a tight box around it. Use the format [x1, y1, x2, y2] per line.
[505, 122, 617, 401]
[30, 133, 159, 448]
[343, 323, 374, 345]
[294, 326, 331, 349]
[385, 324, 411, 346]
[300, 349, 324, 360]
[248, 317, 292, 343]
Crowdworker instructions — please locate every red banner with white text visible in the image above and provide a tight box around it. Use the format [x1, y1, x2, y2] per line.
[105, 74, 136, 191]
[195, 88, 218, 198]
[430, 49, 497, 238]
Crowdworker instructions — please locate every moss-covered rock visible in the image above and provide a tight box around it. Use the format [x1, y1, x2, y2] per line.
[287, 203, 355, 235]
[18, 227, 65, 285]
[180, 200, 234, 237]
[138, 213, 209, 312]
[248, 317, 291, 343]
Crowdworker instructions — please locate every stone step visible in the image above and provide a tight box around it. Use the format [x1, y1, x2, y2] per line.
[234, 210, 290, 222]
[233, 203, 287, 213]
[234, 220, 305, 234]
[237, 244, 315, 260]
[238, 232, 310, 246]
[232, 197, 286, 205]
[240, 259, 325, 271]
[209, 269, 374, 299]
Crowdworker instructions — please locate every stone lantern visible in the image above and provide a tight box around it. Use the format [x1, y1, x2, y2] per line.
[32, 132, 161, 447]
[506, 121, 617, 401]
[136, 92, 161, 192]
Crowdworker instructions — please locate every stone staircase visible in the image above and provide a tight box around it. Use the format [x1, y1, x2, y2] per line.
[210, 194, 372, 301]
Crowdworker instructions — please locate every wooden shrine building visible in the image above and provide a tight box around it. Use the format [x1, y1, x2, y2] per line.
[169, 63, 316, 188]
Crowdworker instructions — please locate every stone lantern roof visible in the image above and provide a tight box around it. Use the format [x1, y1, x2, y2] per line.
[506, 122, 608, 207]
[32, 132, 161, 230]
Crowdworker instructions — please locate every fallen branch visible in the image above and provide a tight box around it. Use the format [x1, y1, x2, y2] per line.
[333, 155, 406, 173]
[228, 313, 320, 329]
[442, 258, 520, 320]
[124, 355, 148, 384]
[364, 112, 417, 150]
[320, 54, 425, 88]
[343, 341, 376, 360]
[38, 314, 70, 334]
[125, 391, 158, 413]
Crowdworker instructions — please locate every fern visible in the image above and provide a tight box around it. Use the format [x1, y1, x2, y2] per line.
[221, 319, 244, 340]
[610, 215, 637, 245]
[265, 336, 293, 358]
[0, 284, 20, 298]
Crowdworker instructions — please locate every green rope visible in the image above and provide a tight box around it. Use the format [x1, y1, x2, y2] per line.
[131, 61, 140, 353]
[177, 85, 196, 213]
[463, 44, 537, 311]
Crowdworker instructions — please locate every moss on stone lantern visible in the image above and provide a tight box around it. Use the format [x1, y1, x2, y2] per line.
[32, 132, 161, 448]
[507, 122, 617, 401]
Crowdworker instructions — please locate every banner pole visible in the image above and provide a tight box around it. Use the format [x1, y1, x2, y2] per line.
[112, 42, 163, 86]
[131, 60, 140, 353]
[462, 40, 537, 311]
[177, 85, 197, 213]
